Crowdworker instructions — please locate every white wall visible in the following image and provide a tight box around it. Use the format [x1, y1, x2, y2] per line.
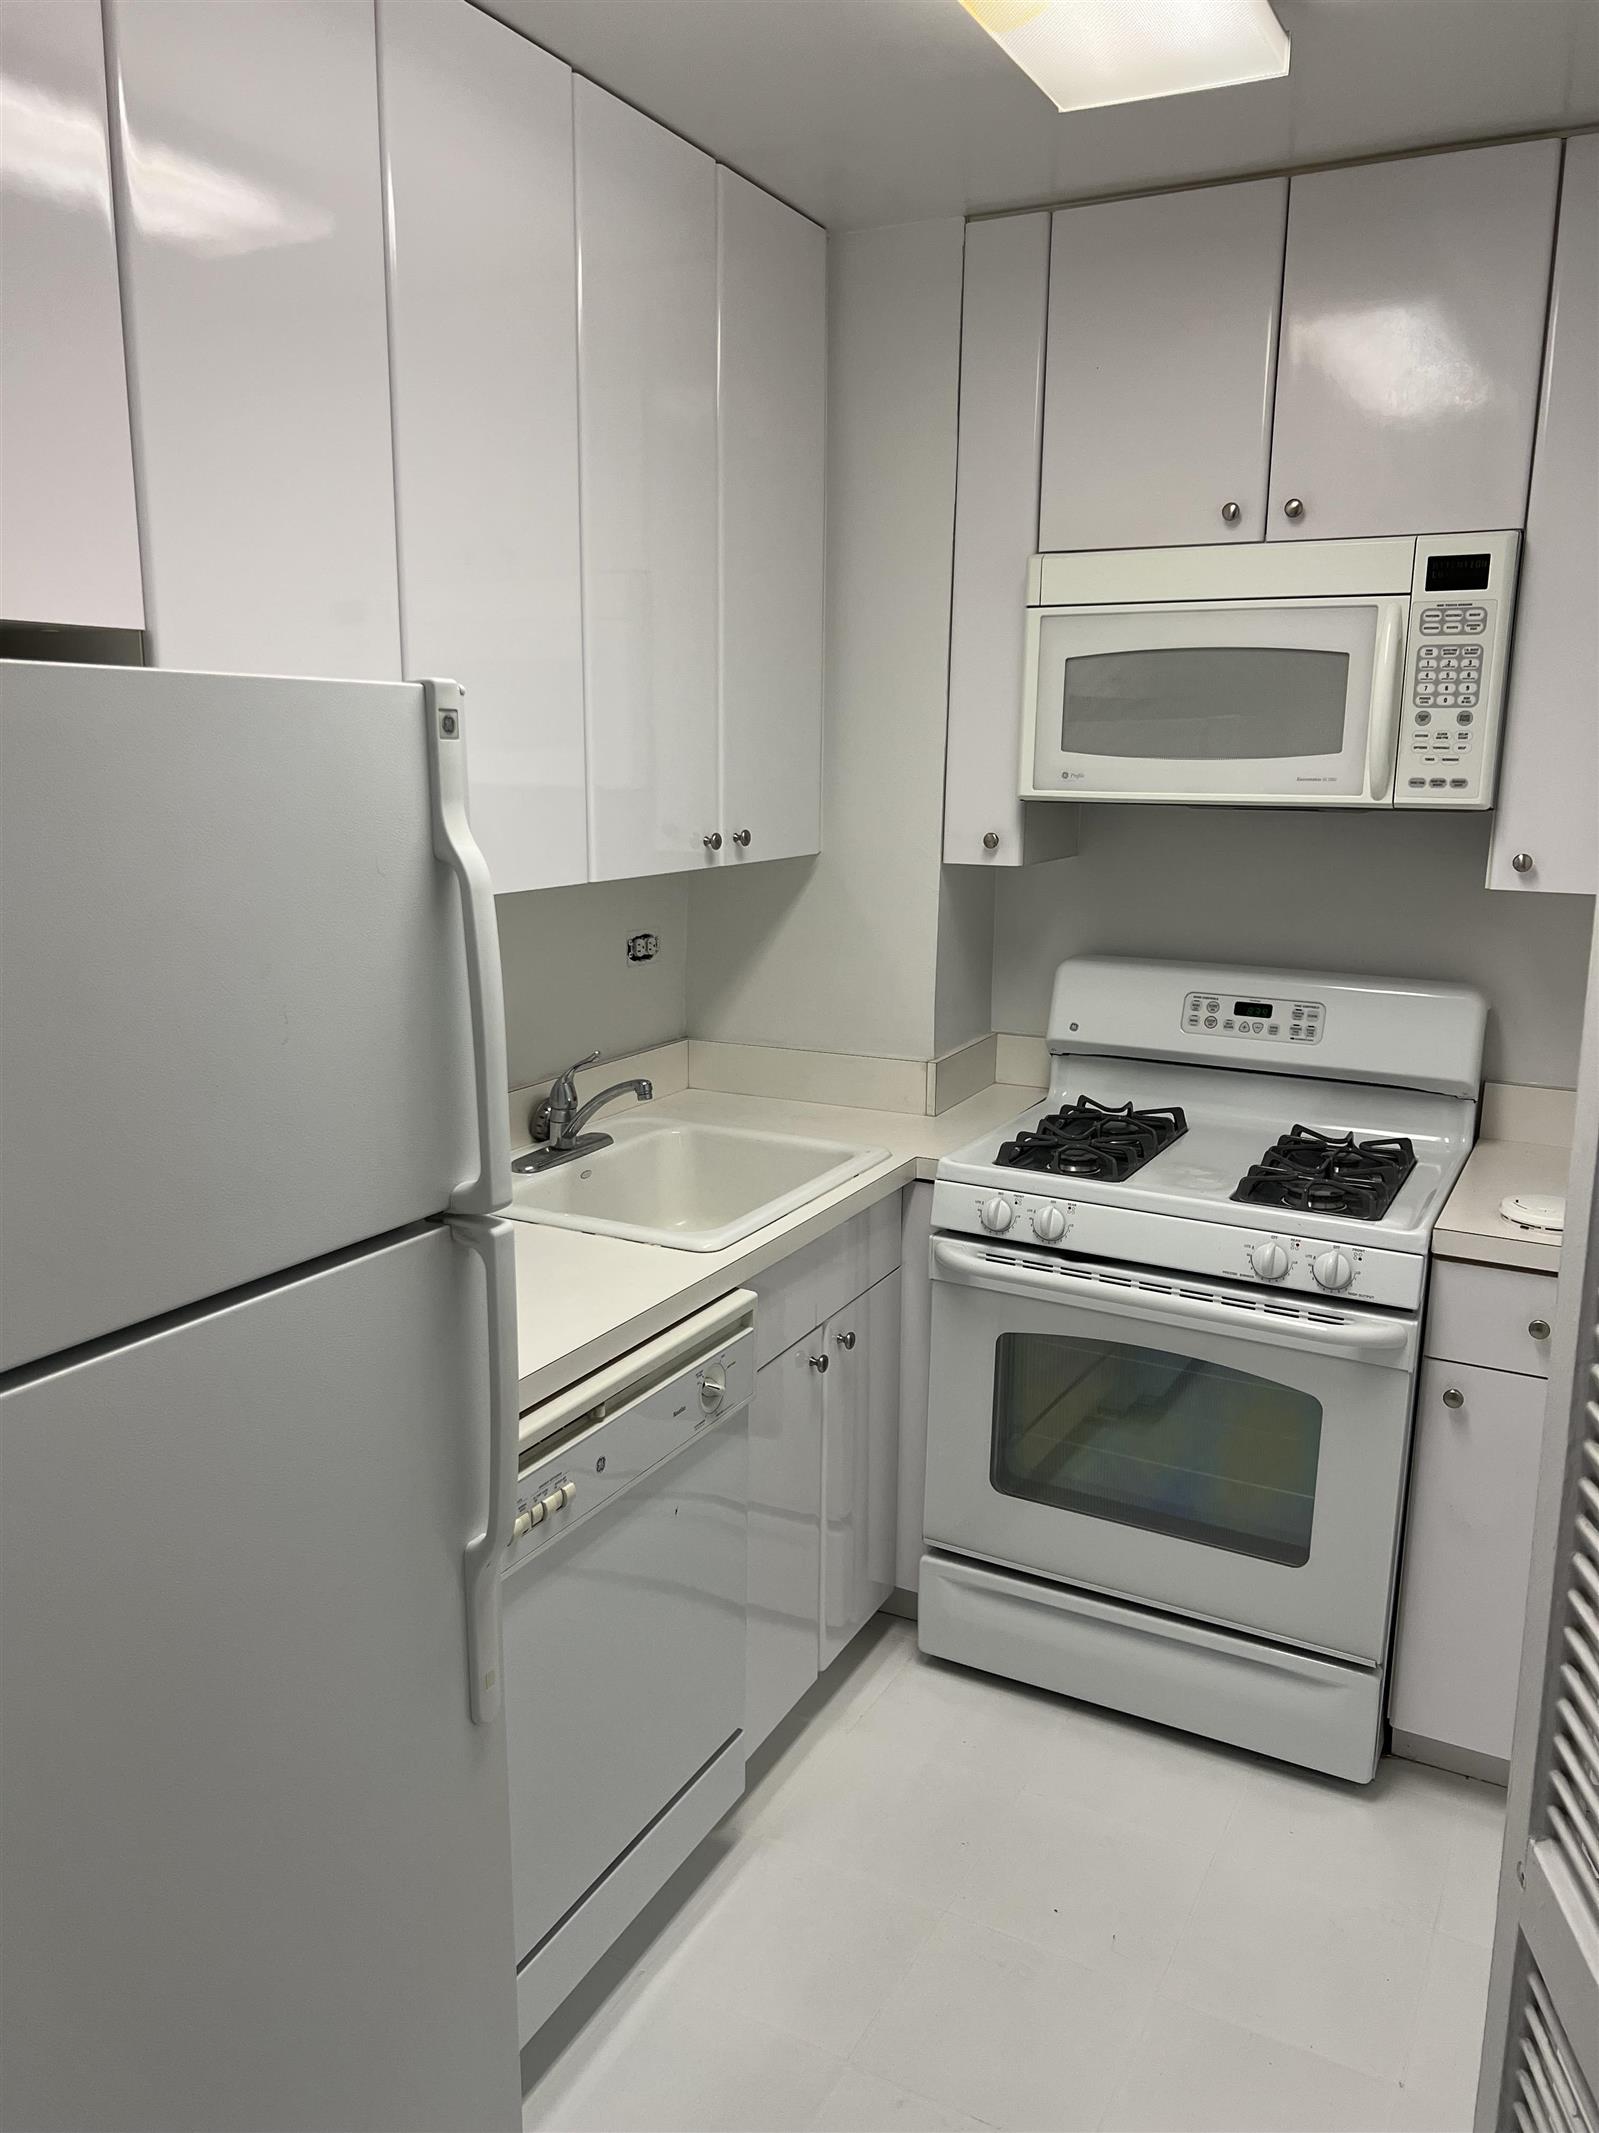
[686, 218, 966, 1063]
[993, 809, 1594, 1087]
[496, 875, 688, 1090]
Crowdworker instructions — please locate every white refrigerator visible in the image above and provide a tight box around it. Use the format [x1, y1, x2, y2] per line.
[0, 662, 522, 2131]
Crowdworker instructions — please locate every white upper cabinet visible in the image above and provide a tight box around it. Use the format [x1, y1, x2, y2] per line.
[379, 0, 587, 893]
[1039, 179, 1287, 553]
[575, 81, 719, 881]
[106, 0, 400, 678]
[1269, 141, 1561, 542]
[1489, 136, 1598, 897]
[716, 168, 825, 867]
[0, 0, 142, 632]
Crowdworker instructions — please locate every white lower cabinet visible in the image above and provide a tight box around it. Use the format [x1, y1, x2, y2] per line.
[1390, 1263, 1556, 1773]
[745, 1209, 903, 1754]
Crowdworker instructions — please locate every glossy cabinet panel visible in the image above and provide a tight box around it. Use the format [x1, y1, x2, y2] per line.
[0, 0, 142, 630]
[380, 0, 587, 892]
[1390, 1355, 1544, 1765]
[107, 0, 400, 676]
[820, 1271, 900, 1669]
[1489, 136, 1597, 896]
[1039, 179, 1286, 552]
[717, 168, 824, 866]
[1269, 141, 1560, 541]
[575, 81, 718, 880]
[944, 214, 1076, 868]
[745, 1335, 823, 1754]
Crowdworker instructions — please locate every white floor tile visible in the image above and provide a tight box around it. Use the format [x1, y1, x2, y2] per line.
[810, 2065, 993, 2132]
[652, 1836, 941, 2057]
[1019, 1696, 1255, 1853]
[1435, 1788, 1507, 1948]
[1160, 1856, 1435, 2081]
[1384, 2080, 1475, 2132]
[946, 1784, 1216, 1990]
[847, 1650, 1060, 1773]
[1099, 1998, 1395, 2133]
[853, 1912, 1151, 2132]
[1392, 1932, 1491, 2130]
[527, 1971, 843, 2132]
[1213, 1757, 1475, 1929]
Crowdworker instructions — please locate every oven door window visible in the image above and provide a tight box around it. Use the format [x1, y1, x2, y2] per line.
[990, 1330, 1323, 1567]
[1061, 645, 1349, 760]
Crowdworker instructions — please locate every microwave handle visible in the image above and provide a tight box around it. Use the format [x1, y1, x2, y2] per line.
[930, 1236, 1413, 1363]
[1366, 599, 1408, 802]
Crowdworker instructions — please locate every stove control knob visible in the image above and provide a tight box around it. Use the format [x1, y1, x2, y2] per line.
[1250, 1240, 1290, 1281]
[1031, 1204, 1067, 1243]
[979, 1195, 1014, 1234]
[1312, 1249, 1354, 1291]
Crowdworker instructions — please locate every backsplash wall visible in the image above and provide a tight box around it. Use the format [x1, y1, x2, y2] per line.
[992, 809, 1594, 1088]
[496, 875, 689, 1092]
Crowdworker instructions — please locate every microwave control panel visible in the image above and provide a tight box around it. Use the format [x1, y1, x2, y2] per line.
[1396, 532, 1520, 810]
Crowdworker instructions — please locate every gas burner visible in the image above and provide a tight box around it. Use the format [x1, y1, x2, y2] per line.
[1232, 1125, 1418, 1222]
[997, 1095, 1187, 1183]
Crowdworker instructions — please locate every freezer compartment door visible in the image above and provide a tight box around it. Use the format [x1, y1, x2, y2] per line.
[0, 1224, 519, 2132]
[0, 661, 506, 1369]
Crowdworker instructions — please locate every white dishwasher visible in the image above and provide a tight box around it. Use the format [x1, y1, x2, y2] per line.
[504, 1290, 754, 2045]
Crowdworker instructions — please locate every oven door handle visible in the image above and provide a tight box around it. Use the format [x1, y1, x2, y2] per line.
[930, 1237, 1414, 1363]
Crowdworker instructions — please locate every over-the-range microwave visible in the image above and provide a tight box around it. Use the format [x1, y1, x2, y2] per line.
[1020, 532, 1520, 809]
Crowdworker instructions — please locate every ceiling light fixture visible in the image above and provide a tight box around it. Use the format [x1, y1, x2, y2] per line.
[958, 0, 1290, 114]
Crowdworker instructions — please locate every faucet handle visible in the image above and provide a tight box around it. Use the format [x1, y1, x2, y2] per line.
[529, 1050, 602, 1141]
[552, 1049, 602, 1096]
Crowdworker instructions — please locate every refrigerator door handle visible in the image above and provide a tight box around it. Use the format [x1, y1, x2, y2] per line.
[425, 680, 512, 1217]
[450, 1213, 519, 1725]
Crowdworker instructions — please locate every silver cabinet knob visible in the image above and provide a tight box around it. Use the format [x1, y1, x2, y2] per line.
[1442, 1386, 1464, 1409]
[1528, 1318, 1550, 1340]
[732, 828, 752, 847]
[1283, 497, 1305, 521]
[982, 831, 1001, 851]
[808, 1352, 829, 1374]
[1511, 852, 1534, 874]
[835, 1329, 856, 1350]
[703, 831, 723, 851]
[1220, 501, 1241, 524]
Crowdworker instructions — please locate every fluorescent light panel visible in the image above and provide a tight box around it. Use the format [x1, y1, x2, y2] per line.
[959, 0, 1290, 114]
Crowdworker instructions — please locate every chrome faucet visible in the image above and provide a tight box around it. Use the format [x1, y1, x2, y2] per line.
[514, 1050, 653, 1174]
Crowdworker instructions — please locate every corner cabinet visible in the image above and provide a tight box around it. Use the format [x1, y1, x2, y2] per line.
[1268, 140, 1560, 542]
[575, 82, 720, 881]
[106, 0, 401, 678]
[379, 0, 588, 893]
[1488, 135, 1598, 898]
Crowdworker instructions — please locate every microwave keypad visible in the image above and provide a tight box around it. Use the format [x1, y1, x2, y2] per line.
[1413, 643, 1481, 709]
[1417, 603, 1487, 635]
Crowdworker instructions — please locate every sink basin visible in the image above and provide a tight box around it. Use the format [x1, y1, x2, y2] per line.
[506, 1120, 889, 1251]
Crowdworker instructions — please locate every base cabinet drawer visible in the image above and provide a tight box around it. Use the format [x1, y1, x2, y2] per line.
[1426, 1260, 1556, 1379]
[1390, 1357, 1545, 1766]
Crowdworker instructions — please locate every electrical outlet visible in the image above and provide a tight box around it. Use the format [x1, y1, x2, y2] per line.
[626, 933, 659, 963]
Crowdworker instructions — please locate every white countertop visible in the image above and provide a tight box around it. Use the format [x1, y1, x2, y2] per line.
[510, 1080, 1039, 1410]
[1434, 1138, 1573, 1275]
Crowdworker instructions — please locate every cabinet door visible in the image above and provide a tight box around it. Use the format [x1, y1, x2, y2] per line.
[746, 1336, 823, 1754]
[0, 0, 142, 632]
[1488, 137, 1597, 897]
[576, 81, 718, 880]
[717, 168, 824, 866]
[379, 1, 587, 893]
[820, 1271, 901, 1669]
[1269, 141, 1560, 542]
[1389, 1357, 1545, 1765]
[106, 0, 401, 677]
[1039, 179, 1286, 554]
[944, 214, 1076, 868]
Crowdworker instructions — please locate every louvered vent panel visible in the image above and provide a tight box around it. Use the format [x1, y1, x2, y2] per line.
[1548, 1311, 1599, 1920]
[1517, 1968, 1598, 2133]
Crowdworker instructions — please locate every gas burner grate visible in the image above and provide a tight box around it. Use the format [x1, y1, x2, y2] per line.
[1231, 1125, 1417, 1222]
[997, 1095, 1187, 1184]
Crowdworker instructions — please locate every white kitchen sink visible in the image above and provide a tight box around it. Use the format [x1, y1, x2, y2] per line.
[507, 1120, 889, 1251]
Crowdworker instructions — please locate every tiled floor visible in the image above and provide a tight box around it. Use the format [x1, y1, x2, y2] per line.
[523, 1619, 1504, 2133]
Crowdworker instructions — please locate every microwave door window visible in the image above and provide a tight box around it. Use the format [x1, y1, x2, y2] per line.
[1060, 646, 1351, 762]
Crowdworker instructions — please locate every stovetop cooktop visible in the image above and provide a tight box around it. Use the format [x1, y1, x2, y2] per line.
[997, 1096, 1188, 1183]
[1231, 1126, 1419, 1223]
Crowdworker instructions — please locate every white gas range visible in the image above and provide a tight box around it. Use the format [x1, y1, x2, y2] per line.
[919, 955, 1486, 1785]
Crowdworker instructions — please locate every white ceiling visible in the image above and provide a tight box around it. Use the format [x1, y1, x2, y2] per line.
[481, 0, 1599, 229]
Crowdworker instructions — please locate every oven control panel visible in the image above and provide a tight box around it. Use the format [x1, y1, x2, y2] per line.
[1397, 532, 1519, 811]
[1182, 990, 1324, 1044]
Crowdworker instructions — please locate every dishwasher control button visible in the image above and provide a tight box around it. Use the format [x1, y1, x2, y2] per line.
[979, 1195, 1014, 1233]
[512, 1510, 533, 1541]
[560, 1480, 578, 1507]
[699, 1363, 728, 1413]
[526, 1499, 546, 1527]
[540, 1488, 566, 1518]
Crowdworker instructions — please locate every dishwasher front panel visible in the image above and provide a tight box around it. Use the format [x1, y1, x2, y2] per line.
[504, 1408, 747, 1975]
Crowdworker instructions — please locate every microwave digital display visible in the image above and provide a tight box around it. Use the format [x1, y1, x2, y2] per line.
[1423, 553, 1491, 592]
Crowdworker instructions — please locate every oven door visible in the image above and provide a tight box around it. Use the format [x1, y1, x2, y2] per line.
[1021, 597, 1407, 804]
[924, 1237, 1419, 1664]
